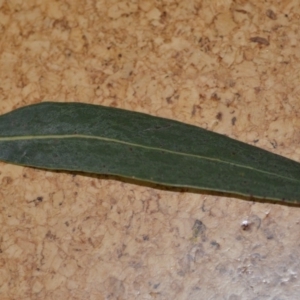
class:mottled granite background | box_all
[0,0,300,299]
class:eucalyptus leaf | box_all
[0,102,299,204]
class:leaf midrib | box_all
[0,134,297,183]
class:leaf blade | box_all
[0,102,299,203]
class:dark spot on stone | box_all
[45,230,56,240]
[210,240,220,249]
[37,196,43,202]
[266,9,277,20]
[192,104,201,116]
[160,11,167,22]
[241,221,251,231]
[216,112,222,121]
[153,283,160,289]
[270,140,277,148]
[231,116,237,125]
[166,97,172,103]
[250,36,270,46]
[264,228,274,239]
[254,87,261,94]
[235,9,248,14]
[211,93,221,101]
[192,219,206,237]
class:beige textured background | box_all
[1,1,300,299]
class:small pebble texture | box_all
[0,1,300,299]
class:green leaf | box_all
[0,102,299,204]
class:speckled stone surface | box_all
[1,1,300,299]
